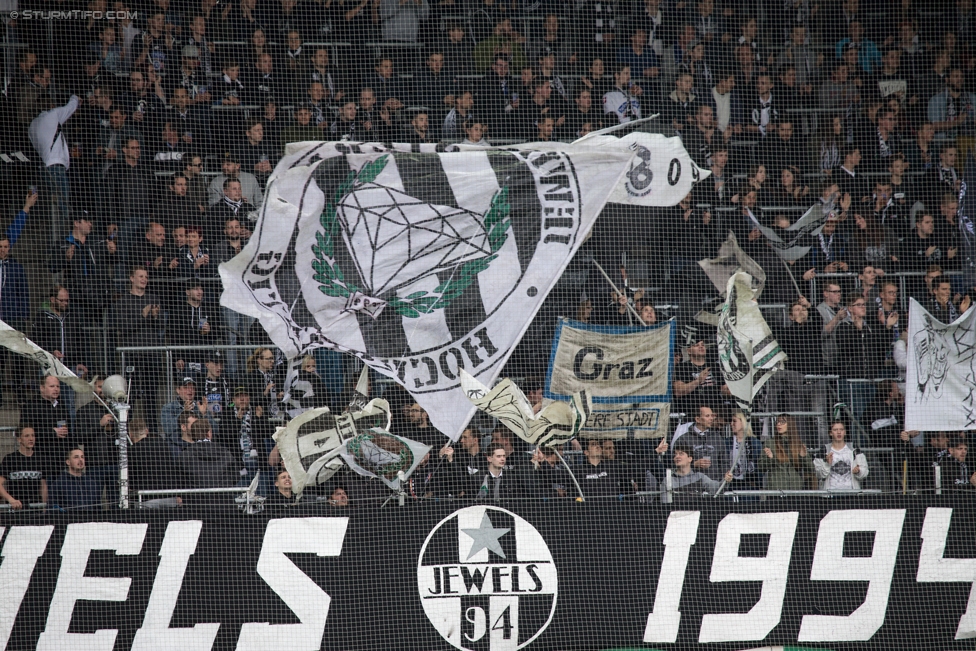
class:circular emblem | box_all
[417,505,557,650]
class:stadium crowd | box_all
[2,0,976,509]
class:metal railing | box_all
[137,487,248,504]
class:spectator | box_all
[603,64,642,124]
[201,351,232,424]
[170,278,218,373]
[760,415,816,489]
[709,70,742,142]
[649,439,731,499]
[836,145,869,204]
[778,300,824,376]
[927,69,976,147]
[665,72,697,133]
[475,444,521,501]
[902,213,952,272]
[329,101,361,140]
[760,122,805,174]
[28,94,80,243]
[726,411,760,489]
[75,374,120,500]
[461,119,490,146]
[578,438,617,496]
[835,21,881,74]
[308,48,345,102]
[244,53,280,106]
[943,436,976,490]
[734,73,778,137]
[819,63,858,111]
[103,137,153,255]
[98,106,143,176]
[304,82,331,127]
[179,418,241,492]
[217,385,270,486]
[413,51,456,112]
[528,444,572,498]
[442,90,475,140]
[814,421,869,490]
[670,405,730,482]
[16,66,52,127]
[0,200,32,397]
[183,155,210,214]
[402,111,432,144]
[176,226,212,278]
[246,347,283,419]
[164,87,208,152]
[924,144,961,206]
[474,19,527,74]
[285,355,332,413]
[110,266,164,428]
[454,426,486,497]
[864,380,906,446]
[150,121,189,173]
[166,45,213,106]
[32,284,89,381]
[137,11,176,73]
[836,292,890,418]
[369,58,403,112]
[236,119,277,186]
[266,468,298,505]
[128,417,181,507]
[0,426,47,510]
[156,174,196,234]
[49,447,101,510]
[121,69,167,127]
[208,152,264,207]
[928,278,963,323]
[161,378,216,455]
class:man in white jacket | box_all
[814,421,869,490]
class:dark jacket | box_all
[0,256,30,324]
[130,436,181,493]
[31,309,88,371]
[49,472,101,510]
[178,440,241,490]
[50,235,114,315]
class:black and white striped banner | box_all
[220,142,636,440]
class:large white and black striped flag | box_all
[220,141,637,441]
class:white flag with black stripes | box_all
[220,141,638,441]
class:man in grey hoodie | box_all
[646,439,732,499]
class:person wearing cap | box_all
[161,376,217,454]
[165,44,212,105]
[169,278,219,374]
[207,152,263,207]
[218,384,272,487]
[50,210,115,323]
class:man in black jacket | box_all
[110,266,163,430]
[75,374,120,502]
[777,301,823,377]
[32,284,89,382]
[50,210,116,323]
[20,374,73,477]
[475,444,523,501]
[168,279,220,376]
[128,417,181,507]
[179,419,241,498]
[942,437,976,490]
[103,138,154,261]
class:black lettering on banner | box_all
[460,328,499,367]
[601,363,620,380]
[438,348,465,381]
[619,361,635,379]
[461,566,489,593]
[573,347,604,380]
[667,159,681,186]
[409,357,439,388]
[636,357,654,378]
[429,567,442,594]
[492,566,510,592]
[493,605,513,640]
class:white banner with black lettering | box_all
[905,298,976,431]
[511,131,710,206]
[220,141,637,442]
[544,318,674,438]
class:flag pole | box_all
[779,257,804,299]
[592,260,647,325]
[553,447,586,502]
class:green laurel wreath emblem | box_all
[311,154,512,319]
